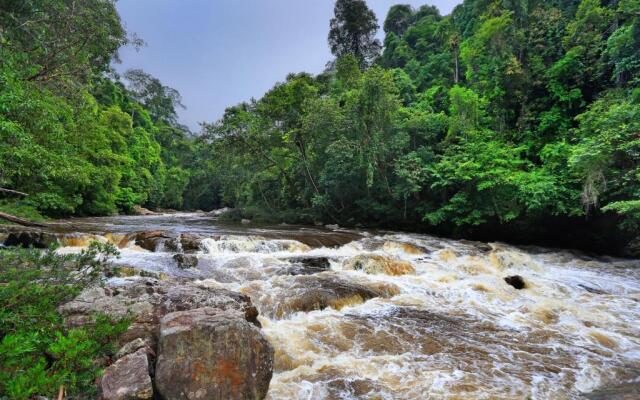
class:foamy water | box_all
[51,215,640,399]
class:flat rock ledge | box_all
[61,278,273,400]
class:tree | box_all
[328,0,381,68]
[123,69,185,124]
[0,0,133,85]
[384,4,414,36]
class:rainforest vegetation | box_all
[1,0,640,253]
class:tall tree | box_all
[328,0,381,68]
[384,4,414,36]
[0,0,133,84]
[123,69,185,124]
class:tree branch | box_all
[0,187,29,197]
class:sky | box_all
[115,1,461,131]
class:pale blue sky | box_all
[115,1,461,130]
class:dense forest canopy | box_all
[1,0,639,254]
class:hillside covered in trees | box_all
[0,0,202,217]
[2,0,640,254]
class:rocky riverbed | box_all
[2,212,640,399]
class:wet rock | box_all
[582,382,640,400]
[245,272,400,318]
[504,275,527,290]
[131,205,157,216]
[101,348,153,400]
[241,218,251,224]
[458,239,493,253]
[131,230,173,252]
[382,241,427,255]
[284,257,331,275]
[325,224,339,230]
[173,253,198,269]
[179,233,202,252]
[59,278,260,345]
[155,307,274,400]
[3,230,58,248]
[343,254,415,276]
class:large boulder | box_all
[243,272,400,318]
[101,348,153,400]
[59,278,260,345]
[343,254,415,276]
[155,307,274,400]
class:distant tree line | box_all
[1,0,639,253]
[197,0,640,253]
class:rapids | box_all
[51,213,640,399]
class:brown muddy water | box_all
[49,212,640,399]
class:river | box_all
[49,212,640,399]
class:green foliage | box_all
[2,0,640,248]
[0,243,129,399]
[328,0,382,68]
[199,0,639,243]
[0,0,204,215]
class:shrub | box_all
[0,242,129,399]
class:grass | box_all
[0,200,48,225]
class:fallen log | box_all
[0,211,48,228]
[0,187,29,197]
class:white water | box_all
[53,217,640,399]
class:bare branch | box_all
[0,187,29,197]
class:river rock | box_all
[343,254,416,276]
[179,233,202,252]
[173,253,198,269]
[382,241,427,255]
[130,230,173,252]
[582,382,640,399]
[241,218,251,224]
[155,307,274,400]
[59,278,260,345]
[245,272,400,318]
[504,275,526,290]
[3,230,58,248]
[101,348,153,400]
[131,205,157,216]
[284,256,331,275]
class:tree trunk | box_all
[0,211,48,228]
[0,188,29,197]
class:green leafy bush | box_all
[0,243,129,399]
